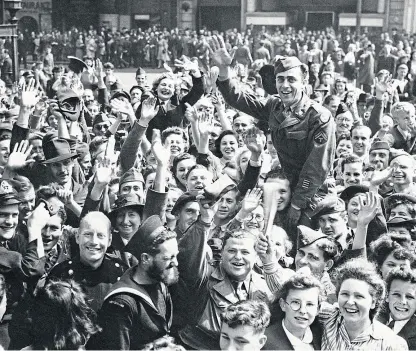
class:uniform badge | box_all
[314,131,328,145]
[0,181,13,195]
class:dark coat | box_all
[87,268,173,350]
[264,318,322,350]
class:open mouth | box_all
[86,247,101,253]
[194,184,204,190]
[232,262,245,267]
[344,307,359,314]
[294,316,308,322]
[170,146,180,152]
[394,306,409,312]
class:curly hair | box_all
[386,267,416,292]
[221,300,270,333]
[145,229,177,257]
[35,184,67,224]
[31,279,101,350]
[340,154,363,173]
[369,235,415,270]
[271,273,323,322]
[331,258,385,320]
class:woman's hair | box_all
[152,72,176,91]
[332,258,386,320]
[214,130,238,158]
[172,153,196,182]
[369,235,415,269]
[270,273,323,323]
[336,133,351,144]
[31,279,101,350]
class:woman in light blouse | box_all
[320,258,408,350]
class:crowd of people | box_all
[0,22,413,350]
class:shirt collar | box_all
[282,319,313,345]
[336,314,382,341]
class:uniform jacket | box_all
[87,267,173,350]
[217,80,336,209]
[175,218,271,350]
[46,254,127,312]
[264,318,322,350]
[136,74,204,140]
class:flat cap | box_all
[274,56,303,75]
[120,167,144,186]
[56,88,79,102]
[171,192,197,216]
[385,193,416,212]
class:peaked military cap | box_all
[0,180,21,206]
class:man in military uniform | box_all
[210,35,336,231]
[46,211,126,312]
[88,215,178,350]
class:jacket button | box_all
[68,269,74,276]
[115,263,120,268]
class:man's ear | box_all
[141,253,151,264]
[324,259,334,272]
[279,298,286,312]
[259,334,267,348]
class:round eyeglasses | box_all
[285,300,317,312]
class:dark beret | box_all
[171,192,197,216]
[340,185,369,203]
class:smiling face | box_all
[352,128,371,157]
[175,158,196,186]
[176,201,200,233]
[388,280,416,321]
[233,115,253,136]
[157,77,175,101]
[338,279,375,326]
[266,178,291,212]
[275,67,305,107]
[0,204,18,240]
[186,167,212,193]
[119,181,144,203]
[295,243,329,278]
[41,214,63,252]
[0,139,10,167]
[115,207,141,239]
[335,112,354,135]
[222,236,257,281]
[336,139,353,158]
[390,204,413,220]
[279,287,320,334]
[391,155,415,187]
[342,162,364,187]
[244,205,265,234]
[347,194,365,226]
[76,219,111,268]
[220,134,238,161]
[381,252,411,280]
[164,133,185,157]
[395,110,415,132]
[48,158,75,186]
[216,189,238,220]
[18,188,36,223]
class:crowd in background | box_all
[0,22,412,350]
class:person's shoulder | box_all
[48,258,76,278]
[103,254,128,274]
[308,99,332,124]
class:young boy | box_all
[219,300,270,351]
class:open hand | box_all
[184,102,198,123]
[19,78,40,108]
[151,129,170,165]
[245,127,263,156]
[6,141,35,171]
[141,96,160,121]
[357,192,379,226]
[208,35,234,69]
[241,188,263,214]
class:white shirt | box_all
[389,317,410,334]
[282,320,315,351]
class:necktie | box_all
[388,319,395,330]
[233,281,247,301]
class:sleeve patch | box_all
[314,131,328,145]
[302,179,311,189]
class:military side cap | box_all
[124,215,167,259]
[340,185,369,203]
[120,167,145,186]
[370,139,390,152]
[311,196,345,219]
[389,149,411,164]
[67,56,88,74]
[92,112,110,127]
[0,180,21,206]
[274,56,303,75]
[335,102,349,116]
[385,193,416,212]
[136,67,146,76]
[171,192,197,216]
[108,192,144,223]
[297,225,327,249]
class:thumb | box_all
[185,102,191,110]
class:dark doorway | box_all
[199,6,240,32]
[306,12,334,30]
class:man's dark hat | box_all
[108,193,144,223]
[311,196,345,219]
[0,180,21,206]
[22,70,34,78]
[274,56,303,75]
[385,193,416,212]
[92,112,110,128]
[42,138,78,164]
[111,90,131,102]
[136,67,146,76]
[171,192,197,216]
[67,56,88,74]
[124,215,167,259]
[387,216,416,227]
[56,88,79,103]
[340,185,369,203]
[370,139,390,153]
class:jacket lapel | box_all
[211,268,239,305]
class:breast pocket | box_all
[285,130,308,161]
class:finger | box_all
[24,144,33,156]
[217,35,226,49]
[211,36,220,51]
[13,142,18,153]
[185,102,191,110]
